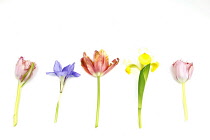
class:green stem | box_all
[138,108,142,128]
[13,81,22,127]
[54,93,62,123]
[138,71,143,129]
[182,82,188,121]
[60,77,65,93]
[54,77,65,123]
[95,76,100,128]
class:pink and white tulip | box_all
[13,57,36,126]
[172,60,193,83]
[15,57,36,83]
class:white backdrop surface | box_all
[1,0,210,140]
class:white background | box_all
[0,0,210,140]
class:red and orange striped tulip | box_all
[81,50,119,77]
[81,49,119,128]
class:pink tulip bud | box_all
[15,57,36,83]
[172,60,193,83]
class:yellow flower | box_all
[125,50,159,128]
[125,52,159,74]
[138,53,152,65]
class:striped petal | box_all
[103,58,119,76]
[81,57,92,76]
[99,49,109,72]
[81,52,96,76]
[94,50,109,74]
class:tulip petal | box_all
[93,50,102,73]
[100,50,109,72]
[81,57,92,76]
[93,50,100,62]
[103,58,119,76]
[15,57,25,80]
[178,62,188,83]
[15,57,33,81]
[21,62,36,86]
[93,50,109,74]
[82,52,96,76]
[187,63,193,80]
[94,54,103,73]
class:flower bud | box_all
[172,60,193,83]
[15,57,36,83]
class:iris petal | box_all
[125,66,131,74]
[151,62,159,72]
[138,53,152,65]
[46,72,56,75]
[72,71,81,77]
[125,64,140,74]
[62,65,71,72]
[67,63,75,74]
[55,71,67,77]
[54,61,62,72]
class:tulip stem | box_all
[13,81,22,127]
[182,82,188,121]
[95,76,100,128]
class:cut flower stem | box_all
[95,76,100,128]
[54,93,62,123]
[182,82,188,121]
[54,78,65,123]
[13,81,22,127]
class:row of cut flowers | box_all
[14,49,193,128]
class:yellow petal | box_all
[125,64,140,74]
[125,66,131,74]
[138,53,152,65]
[151,62,159,72]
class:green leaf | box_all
[138,64,150,128]
[138,64,150,109]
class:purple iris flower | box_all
[46,60,80,79]
[46,60,80,123]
